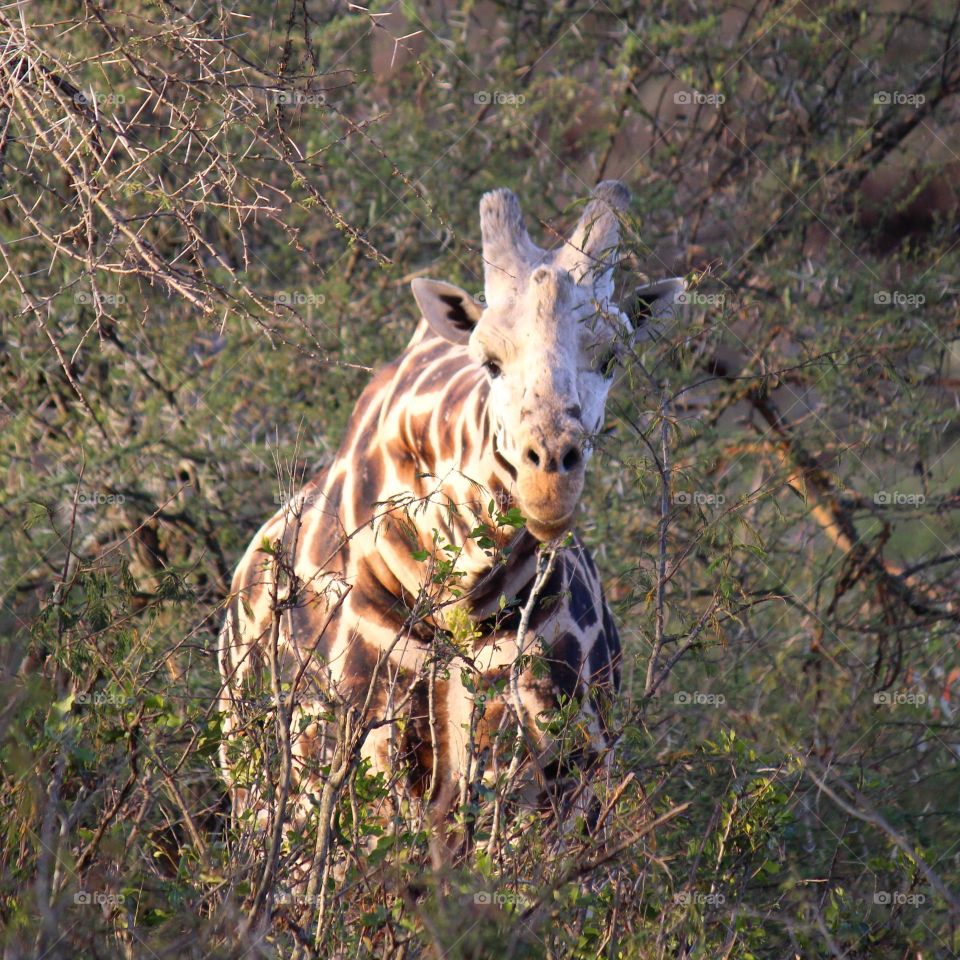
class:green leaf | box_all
[258,536,275,555]
[496,507,526,528]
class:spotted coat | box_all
[218,322,621,820]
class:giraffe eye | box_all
[484,358,502,379]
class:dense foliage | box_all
[2,1,959,957]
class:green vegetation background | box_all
[2,1,959,956]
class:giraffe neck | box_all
[364,322,542,619]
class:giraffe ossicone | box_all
[218,181,684,853]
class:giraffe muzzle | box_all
[515,431,586,540]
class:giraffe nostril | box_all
[561,446,581,472]
[525,447,541,468]
[567,404,582,421]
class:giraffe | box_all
[217,180,683,860]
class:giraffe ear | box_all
[411,278,484,345]
[628,278,686,341]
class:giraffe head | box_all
[412,181,684,542]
